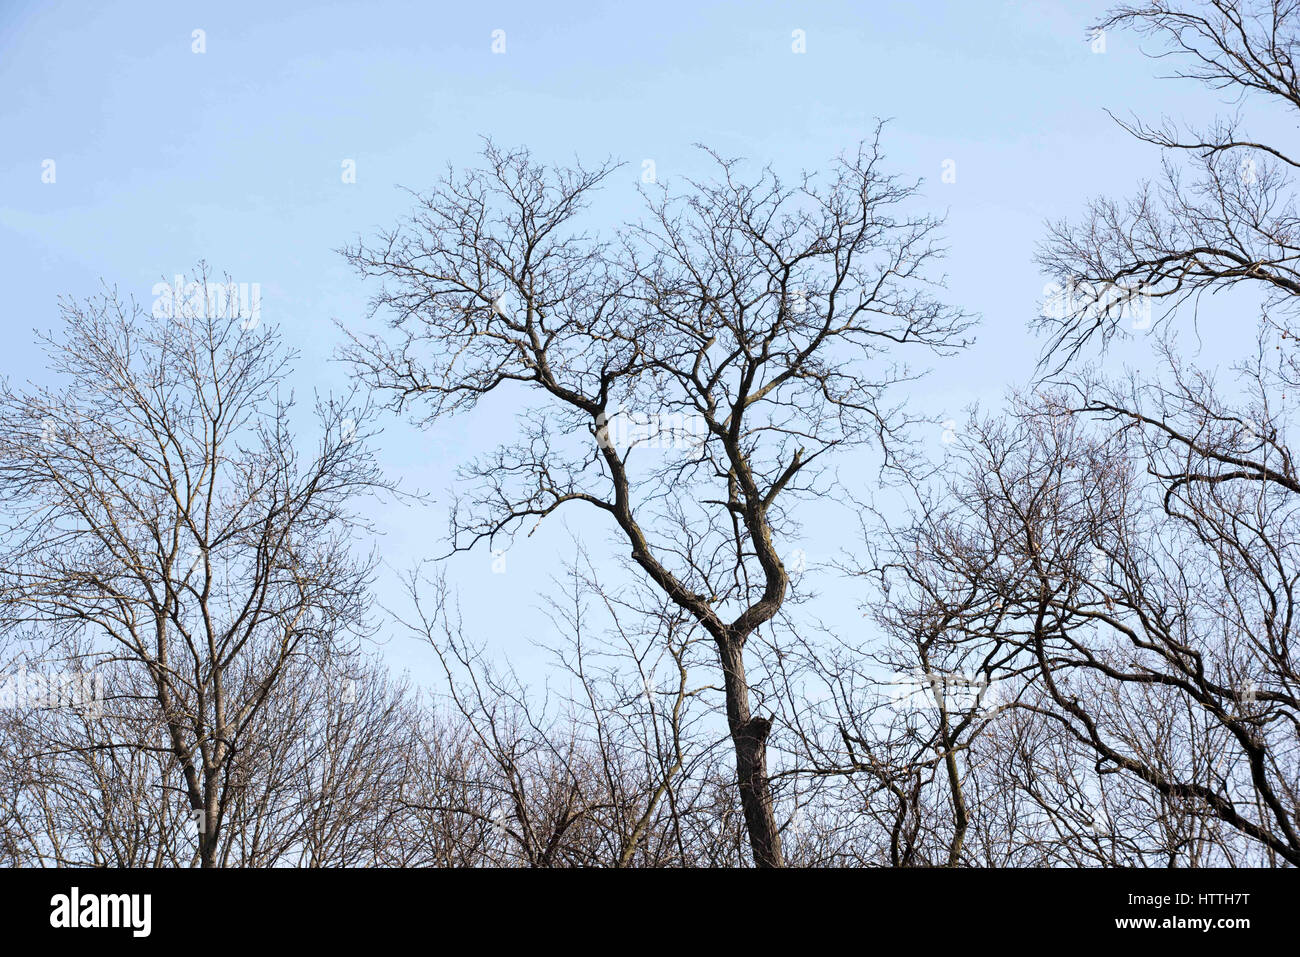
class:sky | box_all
[0,0,1279,686]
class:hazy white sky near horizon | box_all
[0,1,1279,685]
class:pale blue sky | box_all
[0,1,1274,682]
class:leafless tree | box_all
[0,271,389,866]
[876,369,1300,865]
[1038,0,1300,366]
[340,131,973,865]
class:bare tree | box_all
[878,372,1300,865]
[0,271,388,866]
[341,132,973,865]
[1037,0,1300,366]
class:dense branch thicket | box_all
[0,274,388,866]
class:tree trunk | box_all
[718,637,784,867]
